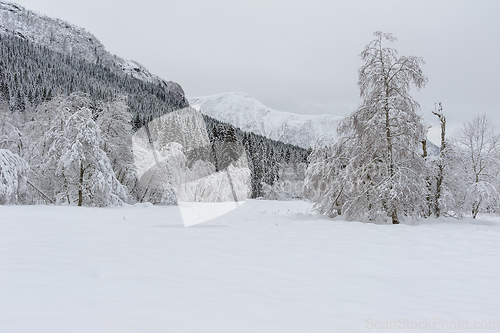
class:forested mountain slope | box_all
[0,0,186,101]
[0,3,309,202]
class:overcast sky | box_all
[11,0,500,143]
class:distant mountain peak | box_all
[190,92,344,149]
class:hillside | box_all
[0,2,309,202]
[0,0,186,104]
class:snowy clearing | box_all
[1,200,499,332]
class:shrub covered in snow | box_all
[0,149,28,204]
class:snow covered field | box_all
[1,200,499,332]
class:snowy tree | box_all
[56,106,124,206]
[421,103,448,217]
[23,93,90,201]
[27,93,128,206]
[304,136,350,217]
[96,95,137,199]
[0,149,28,204]
[421,103,466,218]
[431,104,447,217]
[0,104,30,157]
[455,114,500,218]
[213,125,243,202]
[307,32,428,223]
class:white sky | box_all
[10,0,500,143]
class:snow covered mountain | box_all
[0,1,186,105]
[190,92,442,153]
[190,92,344,149]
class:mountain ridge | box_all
[0,0,187,105]
[190,92,344,149]
[190,92,441,154]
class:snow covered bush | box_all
[0,149,28,204]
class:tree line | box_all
[305,32,500,222]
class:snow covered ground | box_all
[1,200,499,332]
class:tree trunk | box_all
[385,87,397,224]
[392,210,399,224]
[433,104,446,217]
[434,164,444,217]
[212,142,219,172]
[421,140,427,159]
[472,203,480,219]
[26,180,55,204]
[422,139,432,217]
[78,162,84,206]
[226,169,239,205]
